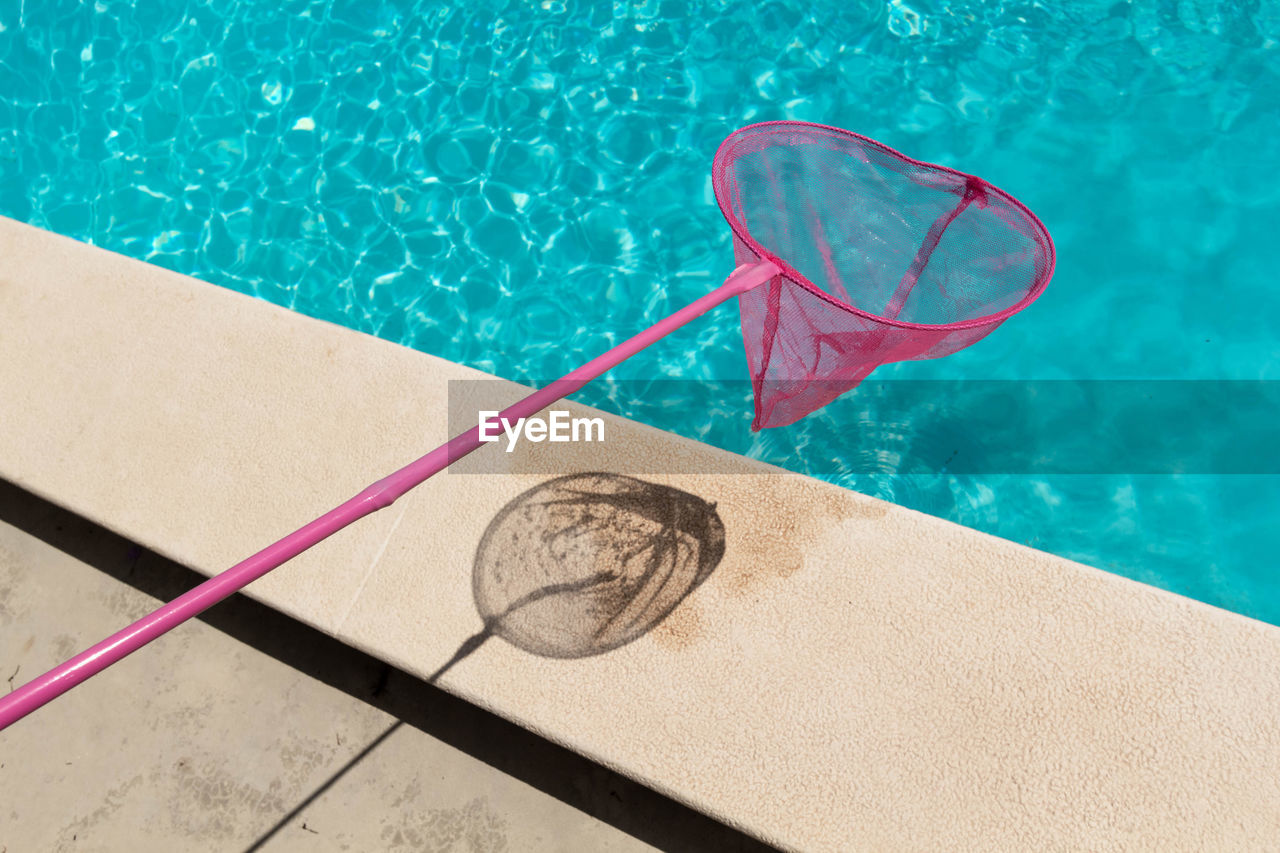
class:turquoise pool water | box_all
[3,2,1278,622]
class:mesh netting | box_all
[713,122,1055,430]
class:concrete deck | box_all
[0,500,657,851]
[3,215,1280,850]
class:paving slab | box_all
[0,515,654,852]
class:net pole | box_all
[0,261,779,732]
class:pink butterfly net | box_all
[713,122,1056,429]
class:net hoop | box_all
[712,120,1056,332]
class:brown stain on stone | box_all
[642,475,890,653]
[710,475,889,597]
[651,592,705,652]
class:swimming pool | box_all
[3,1,1278,623]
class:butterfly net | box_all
[713,122,1055,430]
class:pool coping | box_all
[4,215,1280,850]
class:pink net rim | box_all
[712,120,1057,332]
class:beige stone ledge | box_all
[3,215,1279,850]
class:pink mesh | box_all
[713,122,1056,430]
